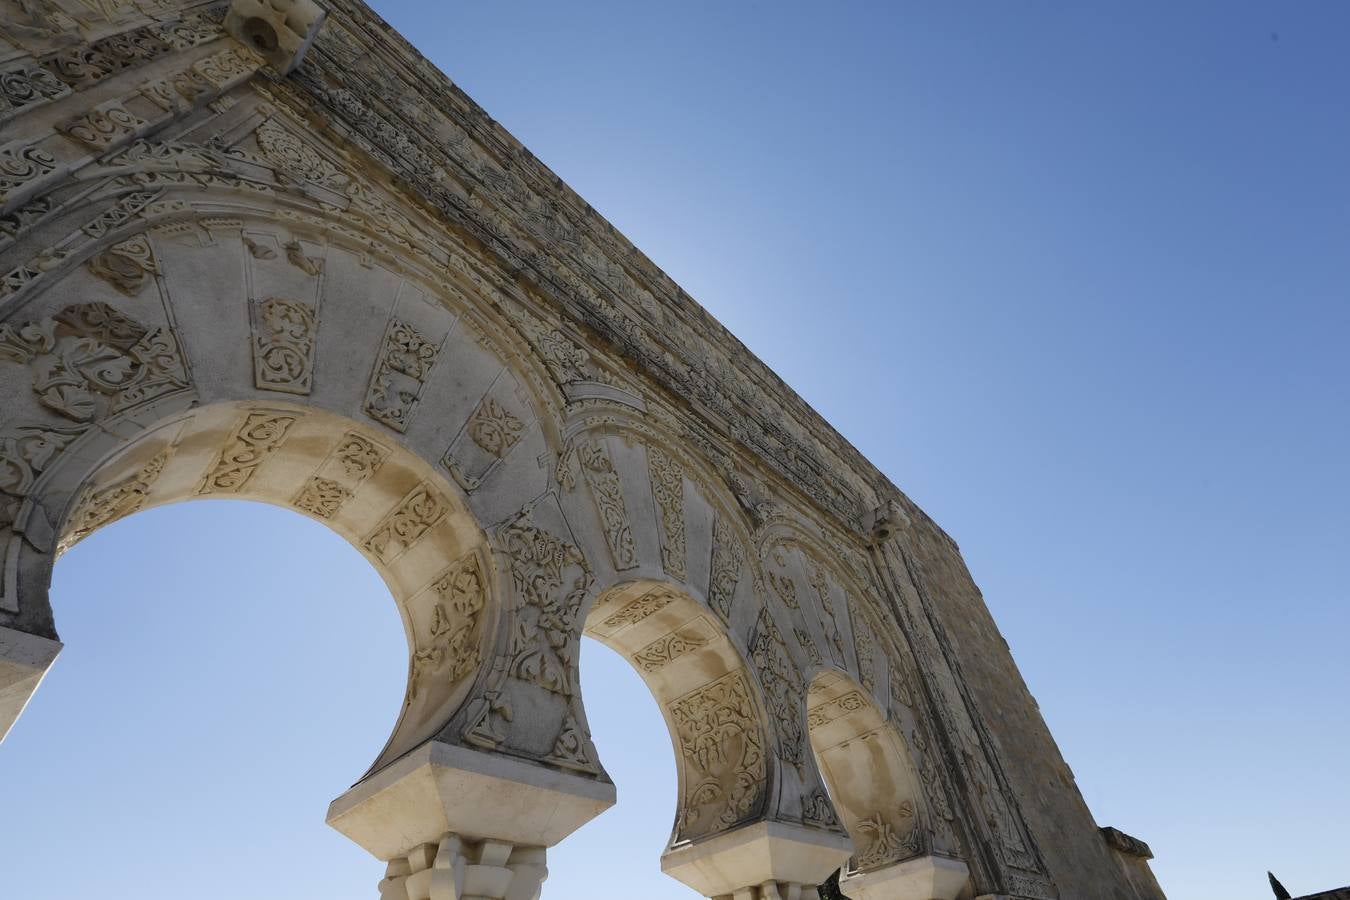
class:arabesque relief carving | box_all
[0,302,189,424]
[708,514,744,622]
[250,297,317,395]
[198,412,298,495]
[577,440,637,571]
[855,806,920,871]
[670,670,766,839]
[409,551,486,704]
[466,396,524,458]
[646,444,687,580]
[632,617,716,674]
[365,317,438,433]
[86,234,157,296]
[750,608,806,772]
[601,589,671,630]
[59,445,173,553]
[362,482,447,565]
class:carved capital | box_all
[0,624,62,743]
[840,854,971,900]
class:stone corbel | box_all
[224,0,327,75]
[327,740,614,900]
[0,624,62,743]
[660,820,853,900]
[861,499,910,546]
[839,855,971,900]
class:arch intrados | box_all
[582,580,773,847]
[48,399,500,777]
[806,667,929,875]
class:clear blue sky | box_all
[3,3,1348,898]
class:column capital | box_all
[327,740,615,861]
[661,820,853,899]
[0,624,62,744]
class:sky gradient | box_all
[3,3,1348,898]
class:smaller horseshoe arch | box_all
[807,668,971,900]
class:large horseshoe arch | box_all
[0,3,1167,900]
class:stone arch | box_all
[807,667,970,900]
[0,179,573,774]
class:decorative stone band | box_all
[1100,826,1154,861]
[660,820,853,900]
[326,740,615,863]
[0,625,62,743]
[838,854,970,900]
[378,834,547,900]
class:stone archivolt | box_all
[0,5,1164,899]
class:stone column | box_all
[327,740,615,900]
[660,821,854,900]
[839,855,970,900]
[0,625,61,743]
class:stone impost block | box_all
[326,740,615,862]
[840,855,971,900]
[0,625,62,744]
[660,820,853,899]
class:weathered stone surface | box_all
[0,3,1165,899]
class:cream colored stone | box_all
[0,3,1166,898]
[840,855,970,900]
[660,820,853,898]
[0,625,61,742]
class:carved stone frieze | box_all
[466,396,524,458]
[600,590,671,630]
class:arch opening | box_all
[581,580,772,853]
[807,668,971,900]
[47,399,498,776]
[4,498,406,899]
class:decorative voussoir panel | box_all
[364,316,440,434]
[669,670,768,840]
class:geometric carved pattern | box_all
[250,297,316,395]
[197,412,298,495]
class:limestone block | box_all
[326,740,615,861]
[0,625,61,743]
[661,820,853,899]
[224,0,327,75]
[840,855,970,900]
